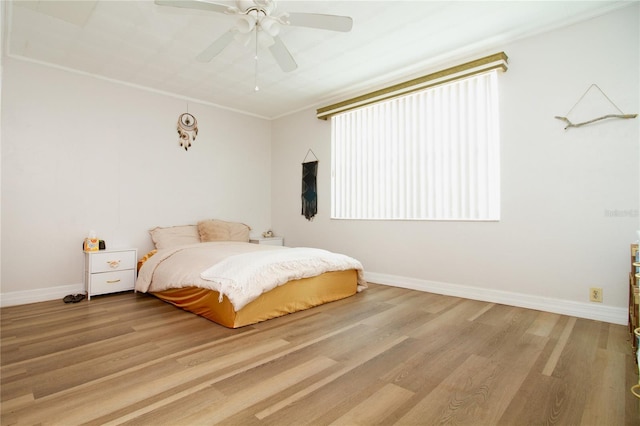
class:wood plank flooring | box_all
[1,283,639,425]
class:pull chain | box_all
[254,25,260,92]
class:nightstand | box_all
[84,248,137,300]
[249,236,284,246]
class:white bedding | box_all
[136,242,366,311]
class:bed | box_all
[135,220,366,328]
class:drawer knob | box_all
[106,279,121,284]
[106,260,121,269]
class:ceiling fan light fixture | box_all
[260,16,280,37]
[236,14,257,33]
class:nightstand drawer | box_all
[87,269,135,296]
[88,250,136,273]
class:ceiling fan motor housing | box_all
[237,0,275,15]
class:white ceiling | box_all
[3,0,630,119]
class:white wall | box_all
[0,1,5,302]
[1,4,637,322]
[271,4,639,324]
[1,58,272,304]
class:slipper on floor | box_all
[63,294,86,303]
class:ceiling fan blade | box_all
[269,36,297,72]
[285,12,353,32]
[196,30,235,62]
[154,0,235,14]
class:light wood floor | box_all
[1,283,639,425]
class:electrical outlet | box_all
[590,287,603,303]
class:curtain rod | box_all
[316,52,508,120]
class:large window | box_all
[331,70,501,221]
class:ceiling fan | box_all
[155,0,353,73]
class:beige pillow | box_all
[198,219,250,242]
[149,225,200,249]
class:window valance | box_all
[316,52,508,120]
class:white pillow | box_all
[149,225,200,249]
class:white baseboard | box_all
[1,275,629,325]
[0,283,85,307]
[364,272,628,326]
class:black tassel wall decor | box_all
[301,160,318,221]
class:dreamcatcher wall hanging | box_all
[301,149,318,221]
[177,112,198,150]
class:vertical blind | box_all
[331,70,500,221]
